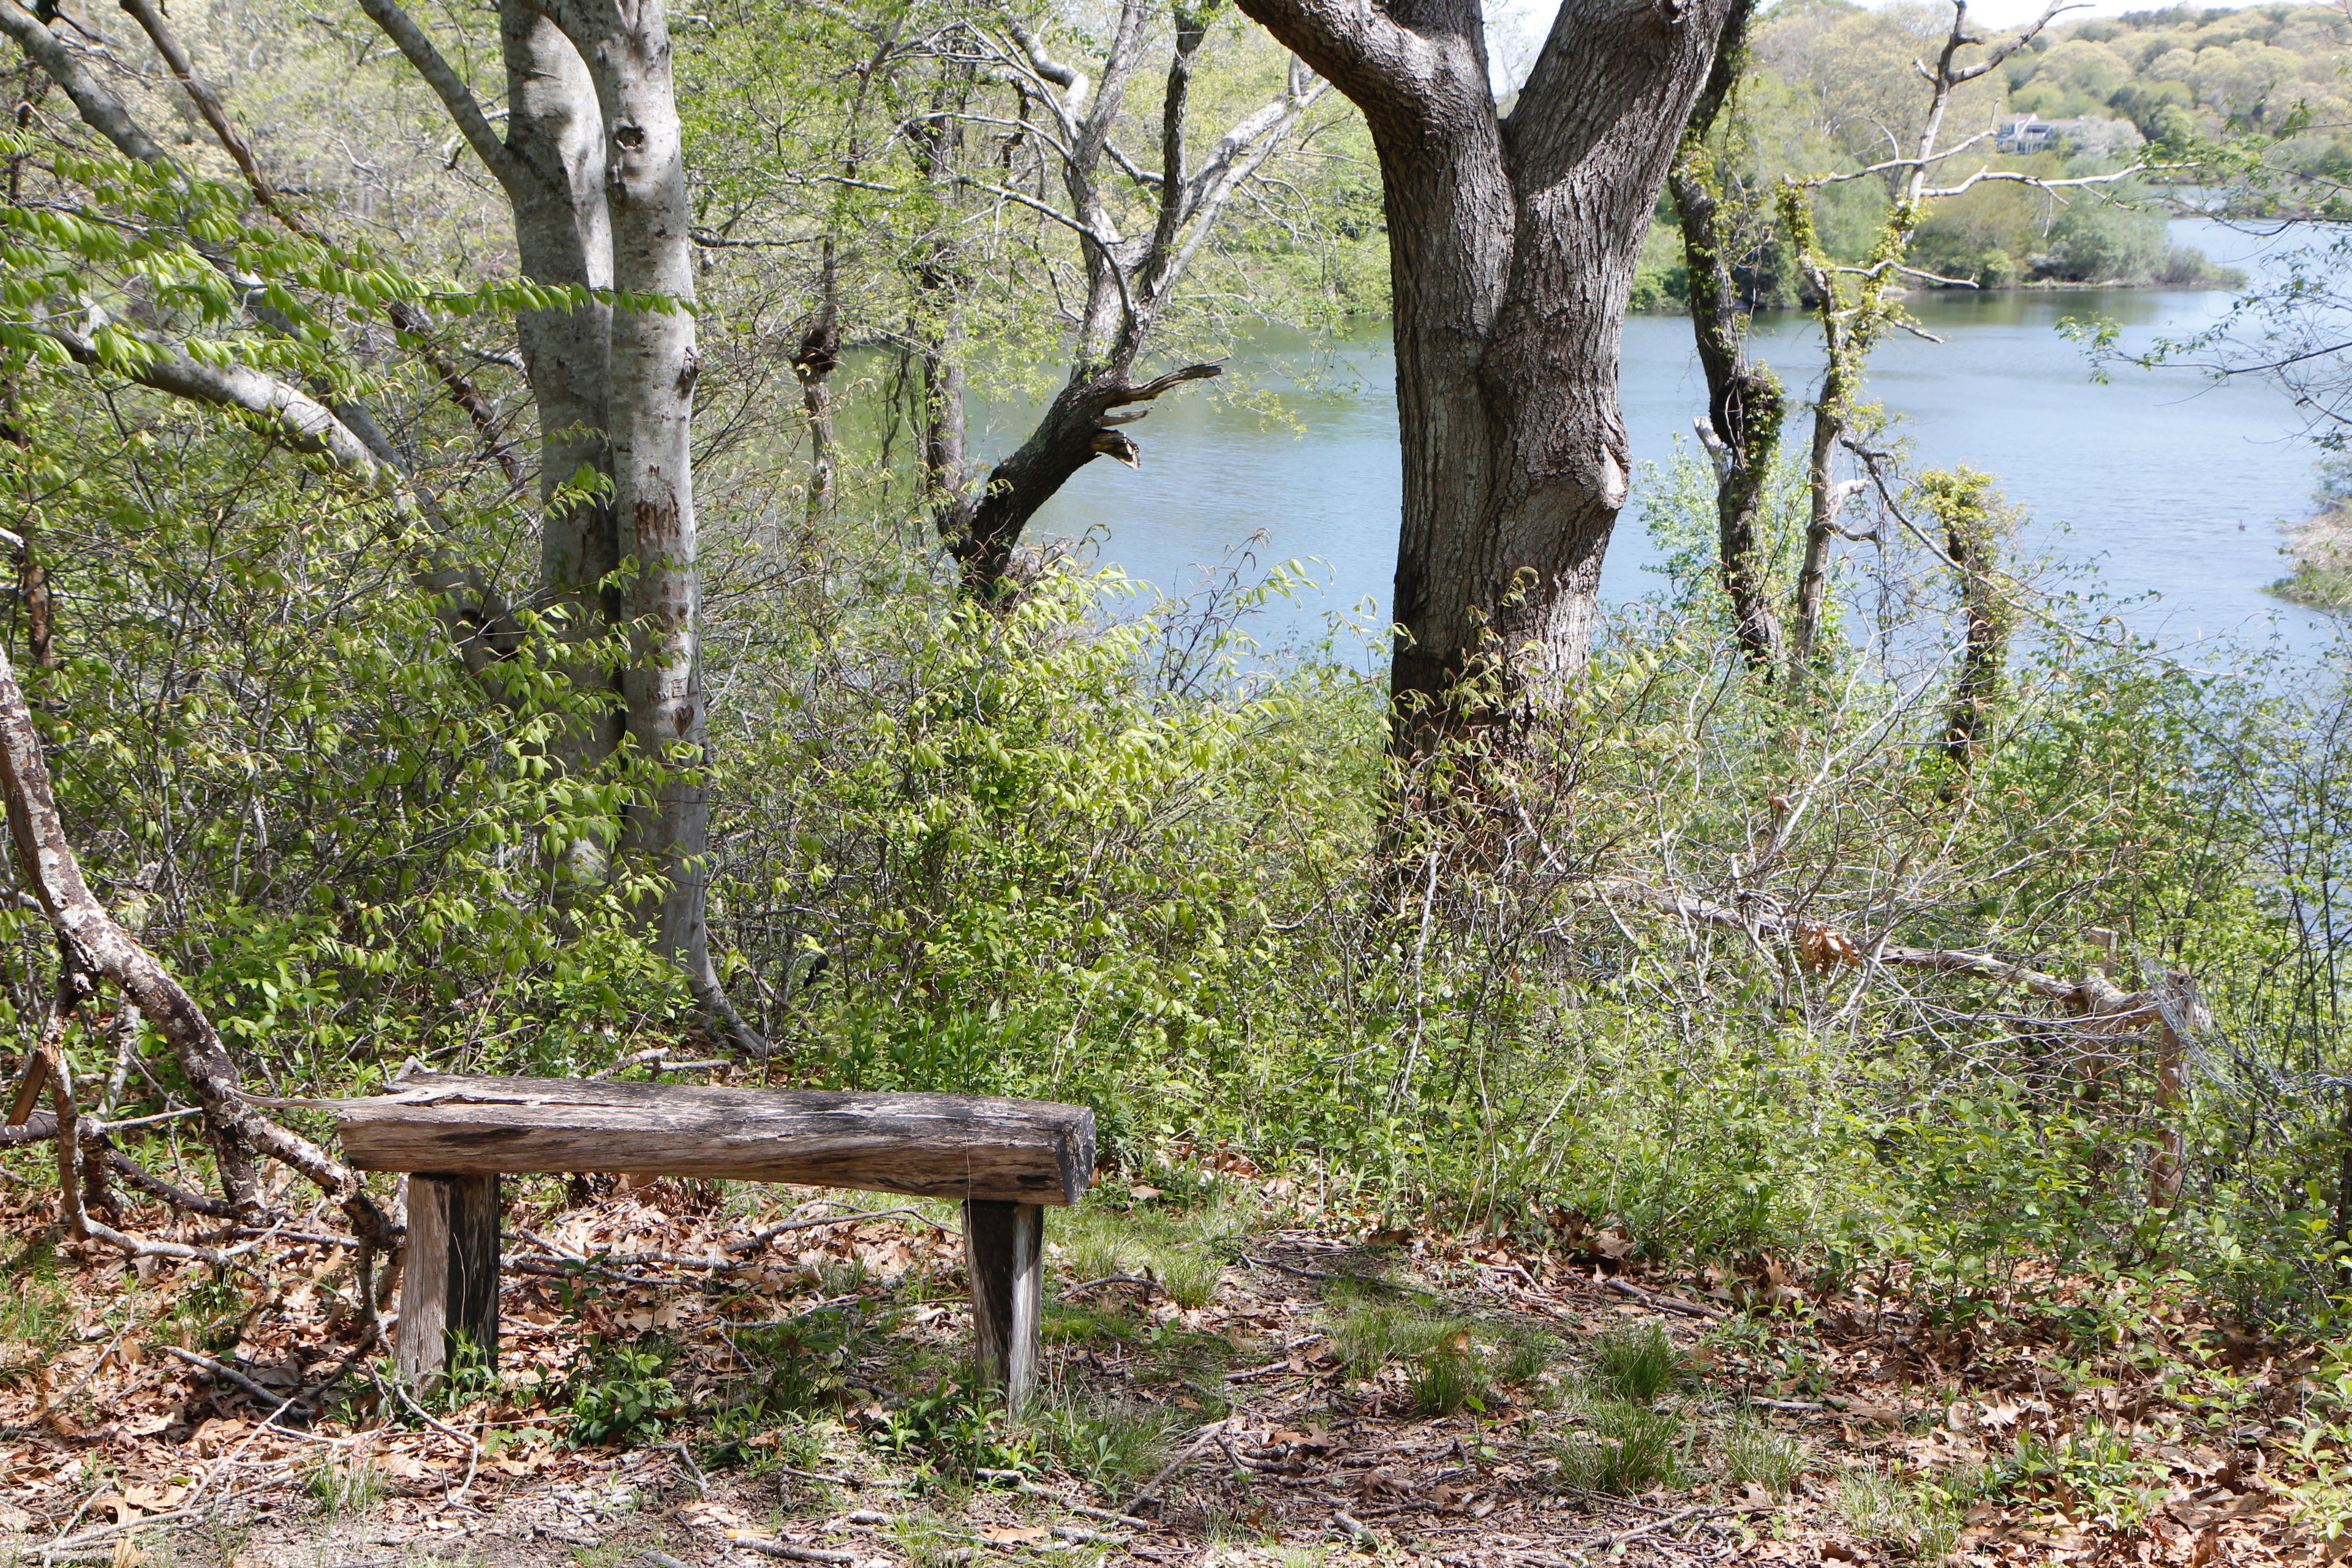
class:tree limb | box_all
[352,0,521,189]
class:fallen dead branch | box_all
[0,636,399,1297]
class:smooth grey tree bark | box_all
[350,0,743,1037]
[358,0,626,850]
[1232,0,1738,751]
[545,0,707,966]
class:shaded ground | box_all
[0,1158,2327,1567]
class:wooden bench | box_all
[333,1072,1095,1404]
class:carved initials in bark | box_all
[1233,0,1740,750]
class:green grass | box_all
[1835,1466,1966,1563]
[1722,1415,1806,1497]
[1553,1398,1689,1494]
[1053,1190,1259,1310]
[306,1453,386,1515]
[1407,1349,1490,1416]
[1588,1319,1687,1404]
[1329,1300,1474,1377]
[0,1243,70,1385]
[1031,1392,1188,1488]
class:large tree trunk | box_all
[497,0,625,858]
[1235,0,1736,753]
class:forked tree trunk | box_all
[1235,0,1738,753]
[928,7,1318,594]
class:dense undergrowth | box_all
[11,402,2352,1351]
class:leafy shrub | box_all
[869,1382,1035,1479]
[567,1344,684,1446]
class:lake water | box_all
[978,219,2340,665]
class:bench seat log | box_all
[337,1072,1093,1406]
[337,1072,1093,1205]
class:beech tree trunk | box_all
[499,0,624,801]
[1234,0,1736,751]
[540,0,716,992]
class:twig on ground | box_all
[1608,1504,1724,1547]
[1334,1510,1379,1550]
[976,1469,1158,1530]
[1119,1420,1226,1517]
[729,1539,854,1565]
[729,1205,954,1253]
[1059,1273,1169,1300]
[1050,1525,1129,1547]
[160,1345,300,1419]
[660,1441,710,1498]
[1603,1275,1728,1320]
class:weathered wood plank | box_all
[964,1199,1042,1406]
[396,1173,499,1387]
[336,1073,1095,1207]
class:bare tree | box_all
[1777,0,2136,679]
[1234,0,1740,752]
[930,4,1328,593]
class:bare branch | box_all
[0,0,171,165]
[352,0,519,188]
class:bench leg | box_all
[963,1199,1042,1408]
[396,1173,500,1389]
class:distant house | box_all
[1993,113,2146,159]
[1996,114,2058,154]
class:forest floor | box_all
[0,1157,2332,1568]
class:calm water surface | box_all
[978,219,2338,663]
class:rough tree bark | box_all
[1667,0,1782,671]
[1234,0,1740,752]
[933,6,1324,592]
